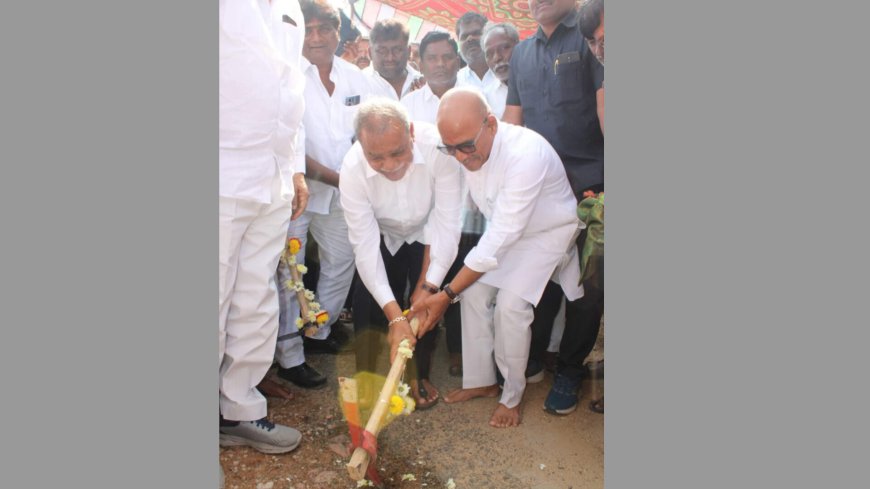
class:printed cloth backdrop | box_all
[348,0,537,42]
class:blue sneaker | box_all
[544,374,581,415]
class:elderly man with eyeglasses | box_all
[339,98,462,410]
[409,88,584,428]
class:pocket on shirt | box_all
[552,52,584,105]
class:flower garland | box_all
[281,237,329,337]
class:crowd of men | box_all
[218,0,605,477]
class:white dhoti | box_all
[460,282,534,409]
[274,192,355,367]
[219,172,292,421]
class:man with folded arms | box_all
[412,88,584,428]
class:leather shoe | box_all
[277,363,327,389]
[303,331,346,354]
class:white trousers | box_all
[547,297,566,352]
[274,192,355,367]
[460,282,534,409]
[219,173,292,421]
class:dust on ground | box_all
[220,322,603,489]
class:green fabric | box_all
[577,192,604,289]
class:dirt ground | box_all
[220,321,604,489]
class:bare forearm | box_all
[305,156,340,187]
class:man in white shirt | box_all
[219,0,308,454]
[273,0,376,384]
[400,31,461,123]
[365,19,421,100]
[339,98,462,410]
[412,88,584,428]
[454,12,497,90]
[481,22,520,119]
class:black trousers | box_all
[352,239,438,380]
[530,182,605,380]
[443,233,482,355]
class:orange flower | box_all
[316,311,329,325]
[287,237,302,255]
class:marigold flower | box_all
[316,311,329,325]
[389,395,405,415]
[287,238,302,255]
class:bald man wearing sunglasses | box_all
[410,88,584,428]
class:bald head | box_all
[436,88,496,172]
[436,87,490,135]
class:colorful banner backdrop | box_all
[349,0,537,42]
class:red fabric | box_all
[373,0,538,39]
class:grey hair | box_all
[481,22,520,51]
[353,97,412,140]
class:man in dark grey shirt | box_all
[504,0,604,198]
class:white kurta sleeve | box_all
[293,122,306,174]
[339,153,396,309]
[422,156,462,285]
[464,149,547,273]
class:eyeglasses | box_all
[437,121,487,156]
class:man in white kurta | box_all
[219,0,307,453]
[480,22,520,120]
[274,0,378,386]
[339,98,461,408]
[400,31,461,124]
[454,12,498,91]
[413,88,584,428]
[364,19,421,100]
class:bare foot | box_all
[489,403,522,428]
[443,384,500,403]
[410,379,440,409]
[256,377,294,400]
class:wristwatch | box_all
[442,284,461,304]
[420,282,439,294]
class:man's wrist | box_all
[420,282,439,294]
[442,284,460,304]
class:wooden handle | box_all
[346,317,419,480]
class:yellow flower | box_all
[316,311,329,324]
[287,238,302,255]
[296,264,308,274]
[401,474,416,481]
[307,311,317,322]
[304,290,315,300]
[294,317,304,330]
[288,255,297,265]
[389,395,405,415]
[284,280,295,290]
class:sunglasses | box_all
[437,120,487,156]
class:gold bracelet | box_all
[388,315,408,327]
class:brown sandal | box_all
[412,379,439,410]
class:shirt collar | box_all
[361,139,426,179]
[534,8,579,42]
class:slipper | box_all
[589,398,604,414]
[413,380,439,410]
